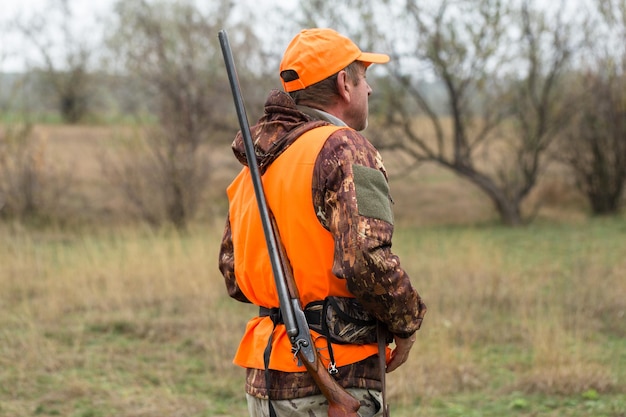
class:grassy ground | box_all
[388,220,626,416]
[1,217,624,417]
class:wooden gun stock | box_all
[301,352,361,416]
[218,29,360,417]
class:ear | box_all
[336,70,351,103]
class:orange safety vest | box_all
[227,125,379,372]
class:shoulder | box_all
[326,128,375,150]
[320,128,385,172]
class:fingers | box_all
[385,334,416,373]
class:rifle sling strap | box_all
[377,322,390,417]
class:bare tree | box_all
[556,0,626,215]
[370,0,576,226]
[103,0,252,229]
[14,0,97,123]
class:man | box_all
[218,28,426,417]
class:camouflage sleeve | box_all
[218,217,251,304]
[313,129,426,337]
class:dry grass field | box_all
[9,123,588,226]
[1,124,625,417]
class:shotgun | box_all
[218,29,361,417]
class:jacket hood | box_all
[232,89,328,173]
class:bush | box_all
[0,123,75,223]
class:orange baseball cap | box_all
[279,28,390,92]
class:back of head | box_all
[279,28,390,95]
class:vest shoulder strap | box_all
[284,124,347,155]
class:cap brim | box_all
[358,52,390,65]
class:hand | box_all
[386,334,416,373]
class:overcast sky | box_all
[0,0,295,72]
[0,0,609,73]
[1,0,107,70]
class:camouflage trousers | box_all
[246,389,384,417]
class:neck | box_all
[297,105,347,127]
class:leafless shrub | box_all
[0,126,74,222]
[557,72,626,215]
[101,127,210,229]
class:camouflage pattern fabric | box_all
[246,389,384,417]
[306,297,379,345]
[245,356,382,400]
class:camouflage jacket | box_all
[218,89,426,400]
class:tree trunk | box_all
[452,163,524,226]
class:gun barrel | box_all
[218,29,298,337]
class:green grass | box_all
[1,218,625,416]
[387,218,626,416]
[392,392,626,417]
